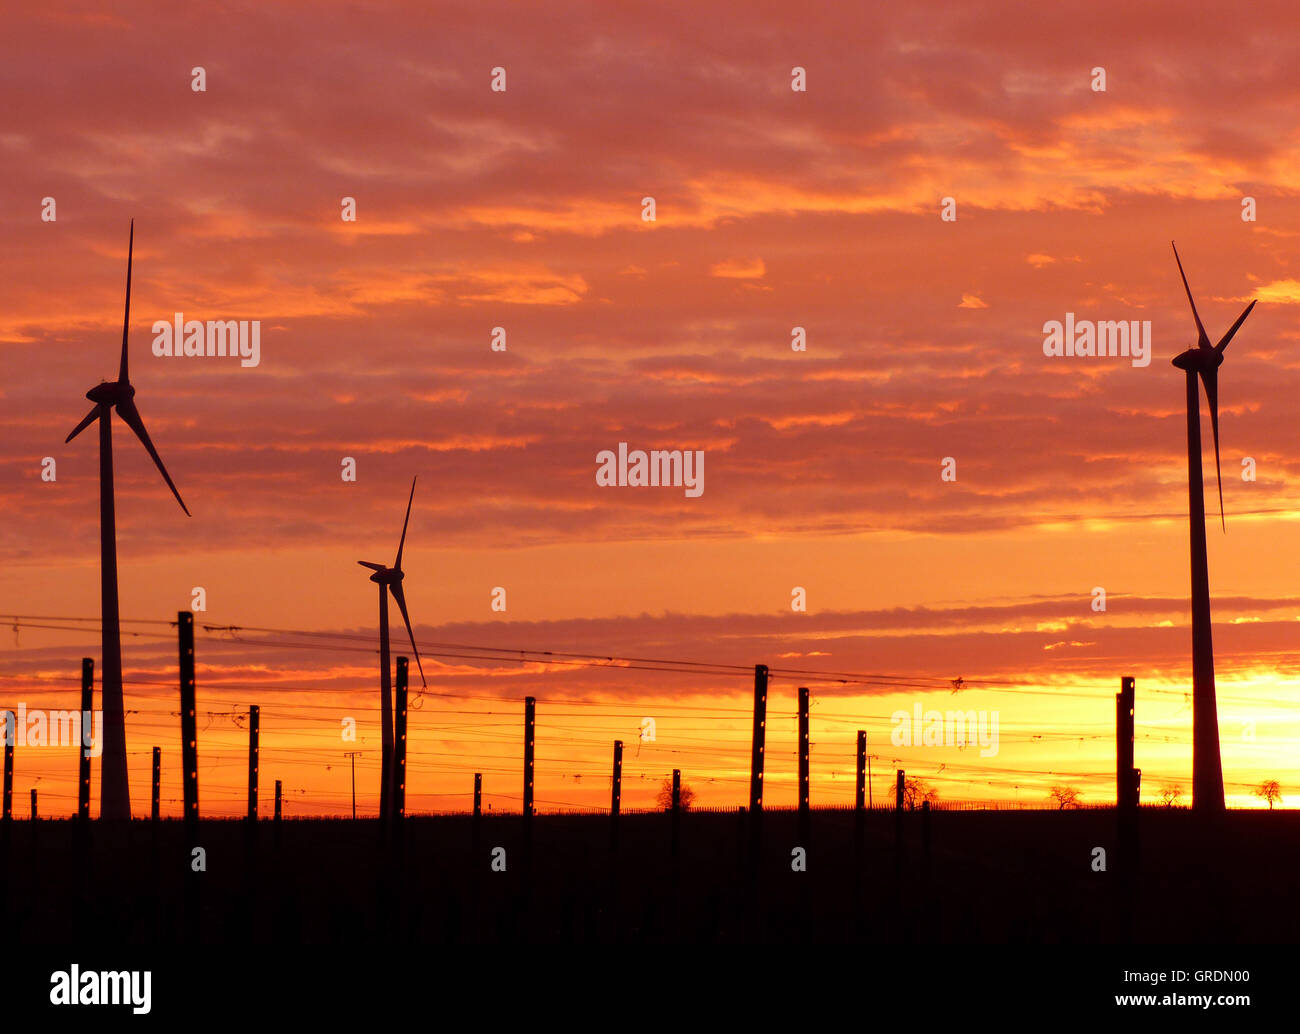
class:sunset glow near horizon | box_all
[2,2,1299,816]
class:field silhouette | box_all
[4,807,1295,943]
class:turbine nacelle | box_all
[86,380,134,404]
[1171,346,1223,373]
[358,560,404,586]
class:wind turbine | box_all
[1170,242,1256,813]
[358,476,427,820]
[66,221,190,820]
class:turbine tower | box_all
[66,221,190,819]
[358,476,427,820]
[1170,242,1256,813]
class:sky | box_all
[1,1,1298,816]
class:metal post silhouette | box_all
[394,657,408,821]
[151,747,161,822]
[749,664,768,812]
[343,751,360,819]
[1116,677,1135,810]
[797,687,810,815]
[473,773,483,817]
[30,789,36,821]
[523,696,535,820]
[671,768,682,859]
[1170,244,1255,812]
[611,740,623,817]
[893,768,906,877]
[855,731,867,811]
[1,713,11,822]
[247,704,259,822]
[274,780,282,821]
[79,658,93,820]
[378,585,391,822]
[178,612,199,831]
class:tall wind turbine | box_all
[66,221,190,820]
[358,477,427,820]
[1170,242,1256,813]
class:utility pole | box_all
[178,612,199,832]
[1116,676,1136,810]
[78,658,93,821]
[151,747,161,822]
[855,731,866,811]
[523,696,536,820]
[749,665,768,812]
[247,704,259,822]
[797,687,810,813]
[344,751,361,819]
[1,712,11,823]
[394,657,408,821]
[610,741,623,818]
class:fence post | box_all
[3,712,14,824]
[247,704,259,822]
[79,658,93,820]
[178,612,199,832]
[151,747,161,822]
[394,657,408,822]
[610,740,623,851]
[523,696,535,820]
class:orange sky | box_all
[1,1,1298,816]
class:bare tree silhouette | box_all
[1254,780,1282,810]
[657,776,695,811]
[1158,784,1185,808]
[903,777,938,811]
[1049,785,1082,809]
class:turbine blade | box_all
[358,561,385,571]
[1200,367,1225,531]
[115,397,190,515]
[1171,241,1211,350]
[66,405,99,443]
[1215,299,1256,354]
[120,220,133,384]
[389,581,427,686]
[395,475,416,570]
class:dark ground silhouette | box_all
[5,807,1295,944]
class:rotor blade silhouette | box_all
[115,397,190,515]
[395,476,416,570]
[1215,300,1256,354]
[1199,366,1225,531]
[120,220,133,384]
[66,405,99,444]
[357,561,385,571]
[1171,242,1211,350]
[388,580,427,686]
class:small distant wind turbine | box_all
[66,221,190,820]
[358,476,426,820]
[1170,242,1256,812]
